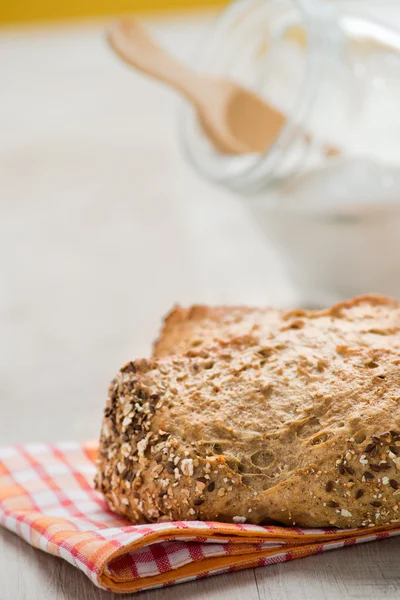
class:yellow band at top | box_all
[1,1,228,25]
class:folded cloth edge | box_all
[97,523,400,592]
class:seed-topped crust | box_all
[96,295,400,528]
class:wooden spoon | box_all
[107,18,286,155]
[108,19,339,157]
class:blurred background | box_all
[0,1,292,444]
[1,1,400,444]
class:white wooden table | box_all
[0,10,400,599]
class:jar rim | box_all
[178,0,340,194]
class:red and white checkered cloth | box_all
[1,441,400,593]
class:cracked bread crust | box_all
[152,305,281,358]
[96,295,400,528]
[153,295,400,358]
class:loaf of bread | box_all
[96,295,400,529]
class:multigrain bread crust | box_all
[152,305,281,358]
[95,295,400,529]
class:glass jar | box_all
[179,0,400,307]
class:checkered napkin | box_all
[1,442,400,594]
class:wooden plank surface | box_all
[0,11,400,600]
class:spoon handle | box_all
[108,19,203,104]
